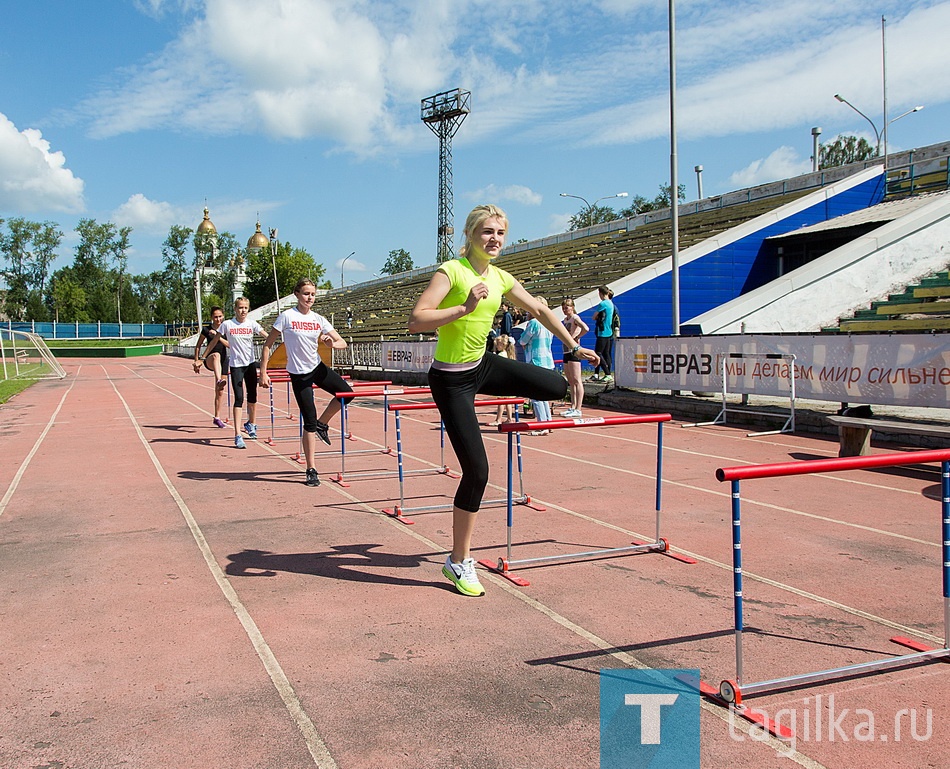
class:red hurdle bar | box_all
[479,413,695,587]
[380,398,537,523]
[714,448,950,709]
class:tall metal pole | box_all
[669,0,680,335]
[811,127,822,172]
[881,15,889,171]
[269,229,281,312]
[341,251,355,289]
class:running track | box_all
[0,356,947,768]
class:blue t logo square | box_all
[600,669,700,769]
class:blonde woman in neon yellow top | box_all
[409,204,599,597]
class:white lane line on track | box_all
[105,369,338,769]
[0,374,78,519]
[0,366,82,516]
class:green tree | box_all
[162,225,195,322]
[0,217,40,320]
[49,269,89,323]
[617,184,686,218]
[73,219,122,320]
[380,248,413,275]
[110,225,133,324]
[244,240,329,309]
[568,204,622,231]
[819,134,877,169]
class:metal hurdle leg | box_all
[378,398,527,522]
[330,387,432,487]
[381,408,460,523]
[713,451,950,721]
[479,414,695,587]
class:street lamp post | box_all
[834,94,923,161]
[834,93,880,153]
[341,251,355,289]
[268,228,281,312]
[559,192,629,227]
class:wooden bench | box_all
[826,414,950,457]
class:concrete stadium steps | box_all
[829,270,950,332]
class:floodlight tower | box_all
[421,88,471,262]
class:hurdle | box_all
[330,386,433,486]
[379,398,543,523]
[479,413,696,587]
[713,449,950,713]
[682,352,796,436]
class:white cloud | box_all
[69,0,950,157]
[0,113,84,214]
[467,184,543,206]
[728,146,811,188]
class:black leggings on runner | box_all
[289,363,353,432]
[594,335,614,376]
[230,363,259,408]
[428,353,567,513]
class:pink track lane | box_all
[0,357,947,769]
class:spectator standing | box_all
[591,285,615,382]
[488,334,515,426]
[560,298,589,417]
[499,301,514,336]
[518,298,555,434]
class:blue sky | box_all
[2,0,949,287]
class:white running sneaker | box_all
[441,556,485,597]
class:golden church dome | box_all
[246,221,270,250]
[196,207,217,235]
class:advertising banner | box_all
[616,334,950,408]
[380,340,435,373]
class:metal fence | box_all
[2,320,185,339]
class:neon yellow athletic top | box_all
[434,257,516,364]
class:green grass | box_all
[0,337,172,404]
[0,378,36,404]
[46,338,174,348]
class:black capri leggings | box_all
[428,353,567,513]
[289,362,353,432]
[594,335,614,375]
[230,363,259,408]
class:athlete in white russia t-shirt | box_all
[220,317,266,367]
[271,307,336,375]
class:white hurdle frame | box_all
[330,386,433,486]
[479,413,695,587]
[682,352,796,437]
[710,449,950,739]
[380,398,546,524]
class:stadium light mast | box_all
[421,88,471,263]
